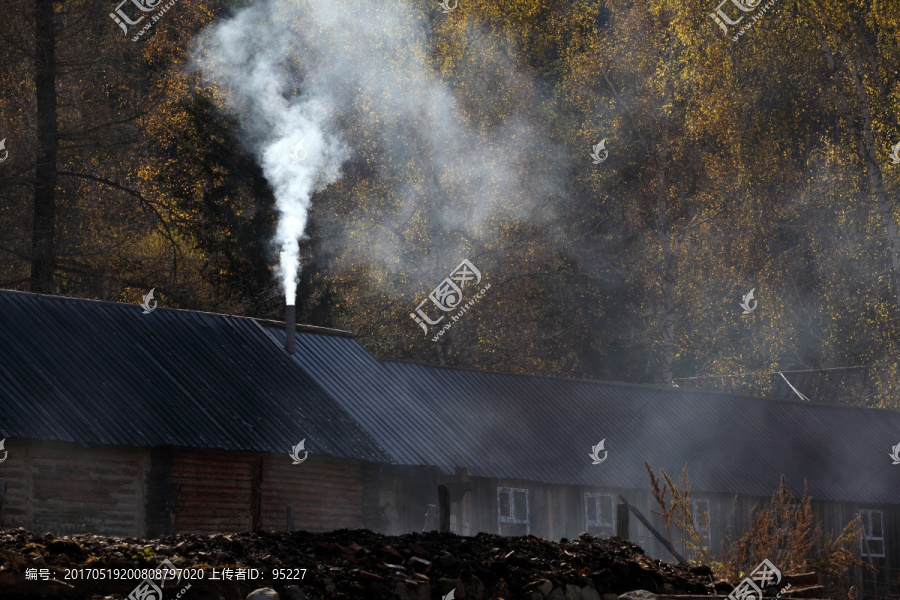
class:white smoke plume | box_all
[191,1,353,304]
[191,0,568,302]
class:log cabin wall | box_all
[165,447,258,534]
[468,477,543,538]
[0,439,147,537]
[467,479,658,544]
[155,447,370,535]
[0,442,377,538]
[259,452,365,533]
[0,436,898,594]
[375,465,443,535]
[360,461,390,533]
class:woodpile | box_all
[0,527,770,600]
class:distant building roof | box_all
[0,290,389,463]
[366,361,900,504]
[263,317,900,504]
[674,366,875,407]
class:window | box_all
[498,487,529,536]
[691,499,711,549]
[859,509,885,557]
[585,493,616,536]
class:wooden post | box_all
[286,505,294,533]
[618,495,686,563]
[455,466,470,535]
[616,502,629,539]
[250,456,262,532]
[0,480,6,528]
[438,483,450,533]
[167,482,180,537]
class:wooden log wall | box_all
[0,439,146,537]
[167,448,257,534]
[166,448,368,534]
[0,442,373,537]
[259,453,364,532]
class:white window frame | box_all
[497,487,529,535]
[691,498,711,549]
[584,492,616,533]
[859,509,885,557]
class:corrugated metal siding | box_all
[260,454,364,532]
[0,290,389,464]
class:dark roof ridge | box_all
[380,358,891,414]
[0,288,354,338]
[675,364,870,380]
[252,317,354,338]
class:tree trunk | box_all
[31,0,58,294]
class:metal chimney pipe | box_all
[285,305,296,354]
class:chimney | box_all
[285,305,296,354]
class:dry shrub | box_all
[645,466,872,594]
[719,475,871,591]
[645,462,712,565]
[645,461,676,540]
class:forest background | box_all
[2,0,900,405]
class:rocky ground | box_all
[0,528,731,600]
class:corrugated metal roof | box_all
[4,289,896,504]
[769,367,874,406]
[370,362,900,504]
[262,325,900,503]
[372,362,900,503]
[0,290,389,463]
[675,366,876,407]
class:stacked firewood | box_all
[0,527,736,600]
